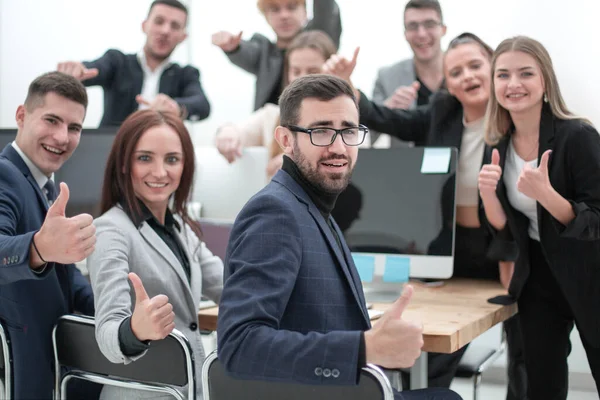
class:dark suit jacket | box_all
[83,49,210,126]
[217,169,371,385]
[482,105,600,348]
[226,0,342,110]
[0,145,94,399]
[358,90,512,261]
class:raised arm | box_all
[173,66,211,121]
[307,0,342,48]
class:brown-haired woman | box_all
[479,35,600,399]
[87,109,223,399]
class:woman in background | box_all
[215,30,337,178]
[479,36,600,400]
[88,109,223,399]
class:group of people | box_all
[0,0,599,400]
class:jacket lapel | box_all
[1,145,49,211]
[536,106,555,234]
[158,67,177,98]
[273,171,371,324]
[138,223,196,311]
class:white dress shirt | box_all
[137,50,172,110]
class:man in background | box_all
[58,0,210,127]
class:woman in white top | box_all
[479,36,600,400]
[215,30,337,178]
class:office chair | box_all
[0,320,11,399]
[201,350,395,400]
[52,315,195,400]
[455,330,507,400]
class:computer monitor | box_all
[332,147,458,302]
[193,146,269,222]
[0,128,118,218]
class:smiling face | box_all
[130,124,184,219]
[15,92,85,176]
[282,96,359,193]
[493,51,545,117]
[444,43,491,115]
[142,4,188,62]
[404,8,446,63]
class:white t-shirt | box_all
[456,117,485,206]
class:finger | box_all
[70,213,94,229]
[81,68,99,80]
[83,245,96,259]
[158,311,175,329]
[235,31,243,42]
[136,95,150,106]
[78,223,96,241]
[387,284,414,319]
[150,294,170,308]
[48,182,69,217]
[154,302,174,320]
[79,235,97,253]
[539,149,552,172]
[411,80,421,91]
[162,322,176,336]
[129,272,150,303]
[491,149,500,166]
[350,46,360,65]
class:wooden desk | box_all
[199,278,516,354]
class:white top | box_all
[456,117,485,206]
[137,50,172,110]
[503,139,540,241]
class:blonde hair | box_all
[257,0,305,14]
[485,36,591,145]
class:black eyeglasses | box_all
[405,20,442,32]
[286,125,368,147]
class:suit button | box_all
[314,367,322,376]
[189,322,198,331]
[323,368,331,378]
[332,369,340,378]
[15,256,19,263]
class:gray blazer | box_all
[370,58,416,147]
[226,0,342,110]
[87,206,224,399]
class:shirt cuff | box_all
[118,316,150,357]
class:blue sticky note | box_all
[421,148,451,174]
[383,256,410,283]
[352,254,375,282]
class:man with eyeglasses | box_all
[371,0,446,147]
[217,74,462,400]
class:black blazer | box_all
[83,49,211,126]
[483,104,600,347]
[358,90,512,260]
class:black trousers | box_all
[518,239,600,400]
[403,226,528,399]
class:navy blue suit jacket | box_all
[0,144,94,399]
[82,49,211,126]
[217,169,371,385]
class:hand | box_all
[136,94,181,116]
[215,126,243,163]
[517,150,552,201]
[479,149,502,201]
[57,61,99,81]
[33,183,96,266]
[499,261,514,291]
[322,47,360,82]
[266,153,284,177]
[129,272,175,342]
[364,285,423,368]
[211,31,243,52]
[383,81,420,109]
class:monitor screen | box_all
[0,128,118,218]
[331,147,458,290]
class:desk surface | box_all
[198,278,517,354]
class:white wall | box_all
[1,0,598,380]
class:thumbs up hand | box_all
[129,272,176,341]
[478,149,503,201]
[32,183,96,267]
[364,285,424,368]
[384,81,421,110]
[517,149,552,201]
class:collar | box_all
[137,49,172,75]
[10,142,53,190]
[120,199,181,231]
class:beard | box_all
[292,141,353,194]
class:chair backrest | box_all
[201,350,394,400]
[53,315,195,399]
[0,320,11,400]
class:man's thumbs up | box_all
[387,284,414,319]
[129,272,150,304]
[47,182,69,217]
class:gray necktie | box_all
[43,179,57,206]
